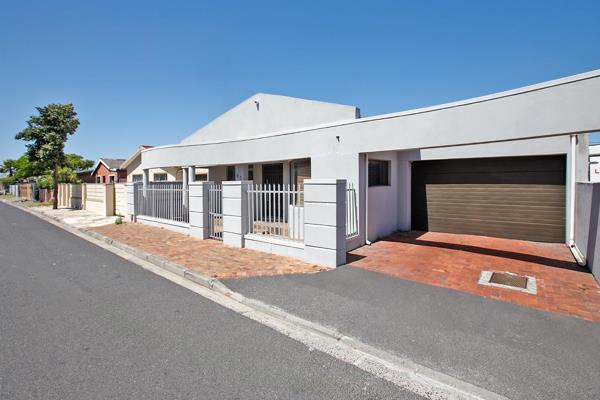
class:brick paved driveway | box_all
[91,223,326,279]
[347,231,600,322]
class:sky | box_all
[1,0,599,163]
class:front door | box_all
[262,163,283,185]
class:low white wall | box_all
[244,234,306,260]
[84,184,114,216]
[136,215,190,235]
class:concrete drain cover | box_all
[478,271,537,295]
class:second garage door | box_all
[411,155,566,243]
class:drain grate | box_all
[489,272,528,289]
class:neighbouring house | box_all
[589,144,600,182]
[130,71,600,276]
[120,145,208,183]
[76,168,95,183]
[90,158,127,183]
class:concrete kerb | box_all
[3,199,509,400]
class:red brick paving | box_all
[91,223,326,279]
[348,231,600,323]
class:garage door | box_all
[411,155,566,243]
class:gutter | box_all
[568,134,587,266]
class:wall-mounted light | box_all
[254,99,260,110]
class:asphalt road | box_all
[227,262,600,400]
[0,202,422,400]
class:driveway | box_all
[227,266,600,400]
[348,231,600,322]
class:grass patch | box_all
[0,194,15,198]
[22,200,53,208]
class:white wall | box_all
[367,151,398,241]
[182,93,358,145]
[143,70,600,171]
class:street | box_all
[0,202,422,400]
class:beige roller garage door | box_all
[411,155,566,243]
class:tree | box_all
[0,159,17,177]
[15,104,80,209]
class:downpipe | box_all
[568,134,587,266]
[364,153,372,245]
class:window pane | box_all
[368,160,390,186]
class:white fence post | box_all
[189,181,211,239]
[126,183,135,222]
[303,179,347,267]
[222,181,251,248]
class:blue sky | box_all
[1,0,599,163]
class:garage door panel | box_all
[411,155,566,243]
[427,218,565,243]
[426,205,566,223]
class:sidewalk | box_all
[226,266,600,400]
[91,223,326,279]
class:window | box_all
[248,164,254,181]
[109,176,115,183]
[132,174,143,183]
[195,174,207,182]
[153,173,168,181]
[226,165,236,181]
[95,176,101,183]
[368,159,390,186]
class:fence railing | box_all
[346,183,359,238]
[247,184,304,242]
[208,184,223,240]
[134,182,189,223]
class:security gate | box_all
[208,184,223,240]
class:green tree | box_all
[13,154,43,180]
[0,159,17,177]
[15,104,80,209]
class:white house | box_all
[121,145,208,183]
[129,71,600,272]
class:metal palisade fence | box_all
[247,183,304,242]
[208,183,223,240]
[133,182,189,223]
[346,183,359,238]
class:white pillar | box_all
[125,183,135,222]
[189,181,211,239]
[142,169,149,195]
[182,167,189,210]
[188,166,196,182]
[303,179,347,267]
[222,181,252,248]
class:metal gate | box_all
[208,184,223,240]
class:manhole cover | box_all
[478,271,537,294]
[489,272,528,289]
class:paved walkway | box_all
[30,206,116,228]
[91,223,326,279]
[348,231,600,322]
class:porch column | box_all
[182,167,190,211]
[303,179,347,267]
[142,169,149,195]
[189,181,211,239]
[188,166,196,182]
[222,181,252,248]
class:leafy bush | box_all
[115,216,123,225]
